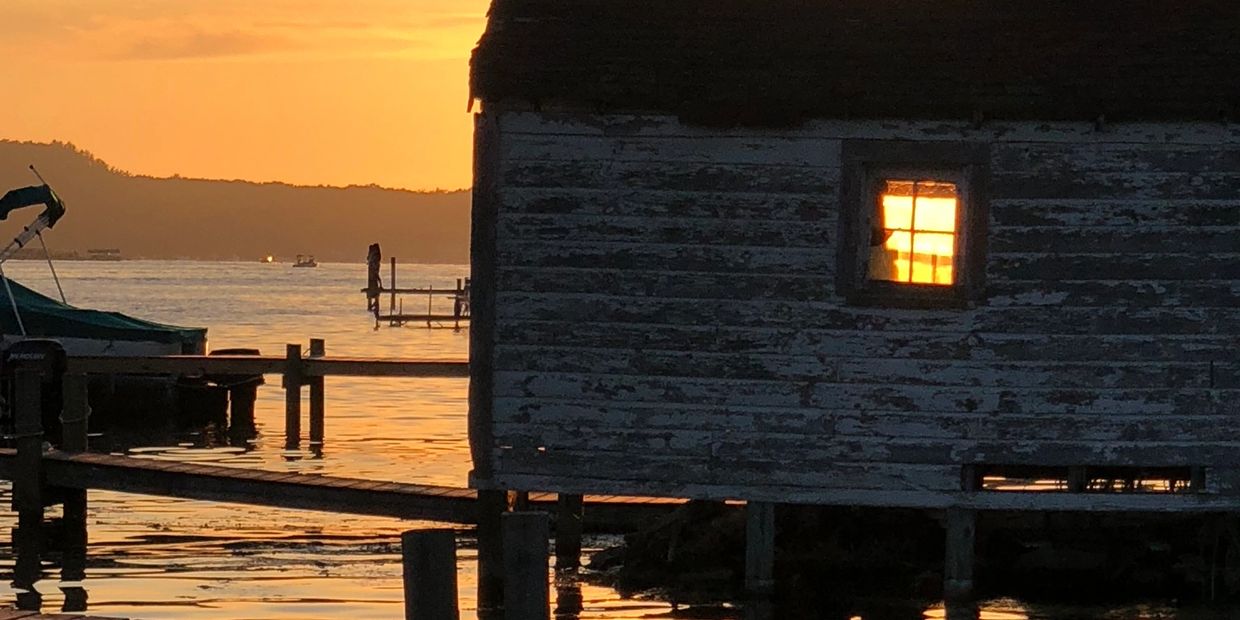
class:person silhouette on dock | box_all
[366,243,382,315]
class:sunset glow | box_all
[0,0,491,190]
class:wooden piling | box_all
[1068,466,1088,493]
[476,489,508,614]
[60,373,90,452]
[402,529,460,620]
[553,580,583,618]
[13,369,44,589]
[944,508,976,601]
[555,494,584,571]
[502,511,550,620]
[513,490,531,512]
[453,278,464,330]
[945,599,980,620]
[308,338,326,447]
[228,380,259,435]
[744,501,776,598]
[59,372,90,583]
[390,257,398,317]
[284,343,302,450]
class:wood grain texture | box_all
[484,110,1240,508]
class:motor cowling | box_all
[1,339,66,444]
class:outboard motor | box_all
[1,339,66,444]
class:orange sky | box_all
[0,0,490,191]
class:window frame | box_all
[838,140,991,308]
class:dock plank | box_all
[0,450,678,528]
[0,613,129,620]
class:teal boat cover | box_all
[0,278,205,347]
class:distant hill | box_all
[0,140,470,264]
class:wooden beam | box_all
[361,287,466,295]
[301,359,468,378]
[38,452,478,523]
[65,356,468,378]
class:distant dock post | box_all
[308,338,326,450]
[361,254,471,329]
[284,343,303,450]
[453,278,464,330]
[390,257,398,320]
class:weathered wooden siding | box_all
[479,110,1240,507]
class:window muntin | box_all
[867,180,959,286]
[838,140,989,307]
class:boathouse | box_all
[467,0,1240,584]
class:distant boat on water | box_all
[86,248,123,261]
[293,254,318,268]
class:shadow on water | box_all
[12,508,90,613]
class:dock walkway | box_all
[0,611,127,620]
[0,449,677,528]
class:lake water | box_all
[0,260,1223,620]
[0,259,671,620]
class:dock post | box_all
[61,372,90,452]
[13,369,45,595]
[477,489,508,615]
[1068,466,1088,492]
[744,501,776,599]
[555,494,584,571]
[283,343,302,450]
[513,490,531,512]
[402,529,460,620]
[390,257,398,320]
[59,373,90,584]
[502,511,550,620]
[453,278,463,330]
[944,508,977,601]
[308,338,326,449]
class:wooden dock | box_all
[0,449,677,528]
[65,353,469,378]
[66,340,468,451]
[0,346,679,620]
[0,611,128,620]
[363,256,470,328]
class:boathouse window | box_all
[869,179,959,285]
[839,141,990,307]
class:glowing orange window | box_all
[867,180,959,285]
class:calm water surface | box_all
[0,260,669,619]
[0,261,1226,620]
